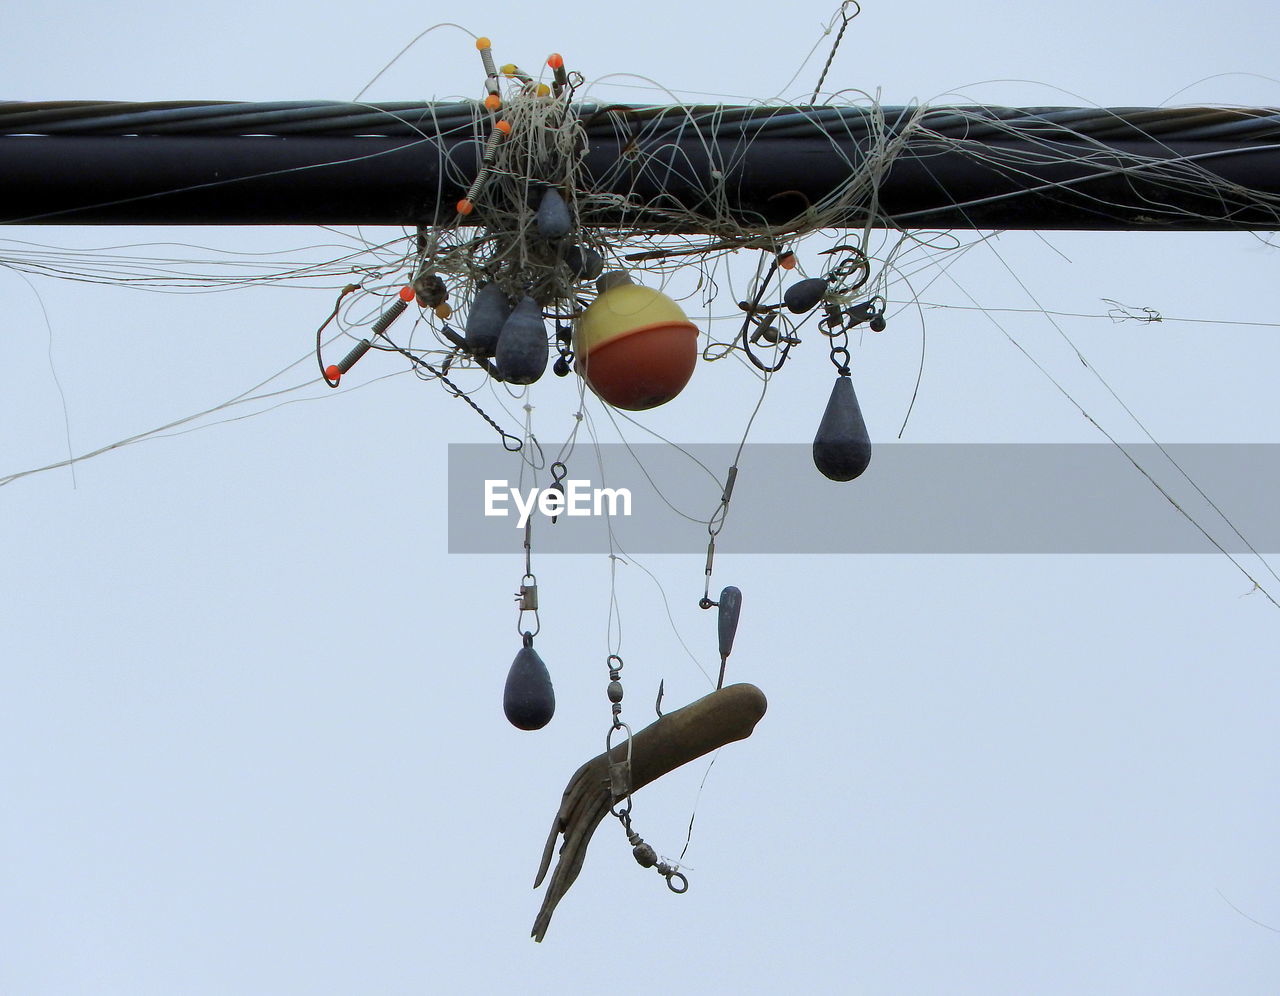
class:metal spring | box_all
[336,338,371,374]
[476,38,499,88]
[458,122,510,210]
[481,126,504,164]
[462,168,492,206]
[370,298,407,337]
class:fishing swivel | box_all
[604,653,690,895]
[820,296,886,337]
[545,461,568,524]
[621,809,689,894]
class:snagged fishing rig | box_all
[312,32,895,480]
[9,3,1279,950]
[305,29,898,942]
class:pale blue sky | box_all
[2,1,1279,992]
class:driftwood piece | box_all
[531,682,768,941]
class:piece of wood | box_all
[531,682,768,941]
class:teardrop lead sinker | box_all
[813,375,872,481]
[504,645,555,730]
[783,277,828,314]
[564,244,604,280]
[465,283,511,358]
[717,585,742,660]
[536,187,573,239]
[495,295,550,385]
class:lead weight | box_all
[465,283,511,358]
[813,374,872,481]
[536,187,572,239]
[494,295,549,385]
[503,635,555,730]
[783,277,828,314]
[717,586,742,660]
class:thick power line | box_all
[1,101,1278,229]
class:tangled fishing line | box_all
[3,7,1280,945]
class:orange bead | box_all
[398,285,415,302]
[496,119,512,134]
[484,94,502,111]
[457,199,475,215]
[325,365,342,383]
[475,37,491,50]
[546,53,564,69]
[778,251,797,270]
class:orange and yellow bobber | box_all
[573,272,699,411]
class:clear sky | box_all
[2,1,1279,992]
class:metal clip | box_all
[819,301,847,334]
[516,579,538,611]
[844,300,878,326]
[606,722,634,811]
[749,316,801,346]
[609,762,631,800]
